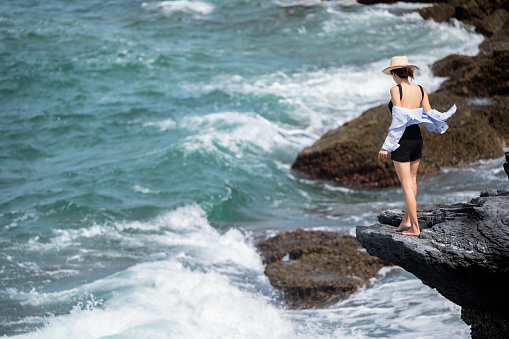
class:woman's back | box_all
[391,83,423,109]
[391,84,423,141]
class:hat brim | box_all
[382,64,419,75]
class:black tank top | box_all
[388,84,423,141]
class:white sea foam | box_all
[417,153,508,204]
[468,97,493,106]
[12,205,301,339]
[143,118,176,131]
[28,224,111,251]
[277,0,324,8]
[16,205,266,300]
[14,262,297,339]
[133,184,160,194]
[11,204,472,338]
[177,111,317,160]
[142,1,214,16]
[287,267,469,338]
[187,67,384,131]
[4,209,39,229]
[323,183,354,193]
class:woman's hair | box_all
[391,67,414,80]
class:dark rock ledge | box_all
[356,189,509,339]
[256,229,388,309]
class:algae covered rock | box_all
[256,229,387,309]
[419,0,509,35]
[436,48,509,97]
[419,3,456,22]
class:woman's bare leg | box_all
[395,159,419,232]
[393,159,420,236]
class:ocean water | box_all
[1,0,506,338]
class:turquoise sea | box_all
[1,0,507,338]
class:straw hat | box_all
[382,56,418,75]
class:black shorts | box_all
[391,139,423,162]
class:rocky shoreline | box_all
[292,0,509,188]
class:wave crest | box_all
[142,1,214,16]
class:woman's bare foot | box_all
[401,226,420,236]
[395,223,411,232]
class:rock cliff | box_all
[356,189,509,339]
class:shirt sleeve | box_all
[382,125,406,152]
[421,104,457,134]
[381,106,419,152]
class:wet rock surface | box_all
[292,0,509,187]
[256,229,388,309]
[356,190,509,339]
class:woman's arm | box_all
[421,87,432,111]
[390,86,401,107]
[380,87,400,159]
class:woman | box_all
[378,56,456,236]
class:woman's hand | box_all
[378,149,388,160]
